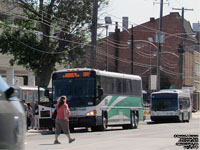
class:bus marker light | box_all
[86,110,97,116]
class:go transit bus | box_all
[51,68,143,131]
[151,89,192,122]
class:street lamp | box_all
[97,17,112,70]
[105,16,112,71]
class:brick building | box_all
[89,12,197,92]
[83,12,199,109]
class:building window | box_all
[195,63,200,76]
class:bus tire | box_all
[92,113,107,131]
[180,113,184,122]
[186,112,190,122]
[98,114,107,131]
[130,111,139,129]
[123,111,139,129]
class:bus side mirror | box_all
[179,105,182,109]
[98,88,104,98]
[44,89,49,97]
[49,92,53,101]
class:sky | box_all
[100,0,200,33]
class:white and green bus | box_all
[13,86,54,129]
[51,68,143,131]
[151,89,192,122]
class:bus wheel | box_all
[180,113,184,122]
[130,112,139,129]
[186,112,190,122]
[92,115,107,131]
[99,115,107,131]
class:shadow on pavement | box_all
[146,120,186,125]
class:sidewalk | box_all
[192,110,200,119]
[26,129,54,136]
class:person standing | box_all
[27,103,33,130]
[34,101,40,130]
[54,96,75,144]
[21,100,28,115]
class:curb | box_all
[26,129,54,136]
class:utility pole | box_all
[115,22,120,72]
[172,7,193,89]
[90,0,98,68]
[131,25,134,74]
[106,25,108,71]
[156,0,164,91]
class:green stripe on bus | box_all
[106,96,143,119]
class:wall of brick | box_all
[95,12,196,91]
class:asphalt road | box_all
[25,113,200,150]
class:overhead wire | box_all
[2,2,197,46]
[101,13,197,43]
[0,10,90,40]
[0,21,88,46]
[0,2,197,79]
[0,18,181,70]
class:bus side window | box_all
[185,98,190,109]
[179,97,190,109]
[112,78,117,94]
[106,77,112,94]
[117,78,123,94]
[132,80,137,96]
[96,76,101,96]
[179,97,184,109]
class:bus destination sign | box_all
[62,71,90,78]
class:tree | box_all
[0,0,108,87]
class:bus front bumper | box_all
[69,116,102,127]
[151,116,179,121]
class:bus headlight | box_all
[86,110,97,116]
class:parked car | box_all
[0,76,26,149]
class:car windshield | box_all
[151,93,178,111]
[53,78,95,107]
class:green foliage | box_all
[0,0,108,87]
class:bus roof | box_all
[54,68,141,80]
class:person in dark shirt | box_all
[34,101,40,130]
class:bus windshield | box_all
[53,78,95,107]
[151,93,178,111]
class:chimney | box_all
[122,17,128,31]
[150,17,155,22]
